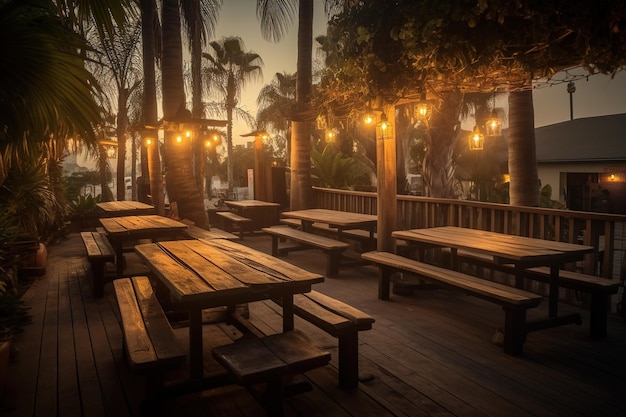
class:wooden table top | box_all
[282,209,377,228]
[99,215,188,236]
[135,239,324,306]
[96,201,156,216]
[224,200,281,208]
[393,226,594,264]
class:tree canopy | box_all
[322,0,626,104]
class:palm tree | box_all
[87,21,143,201]
[203,36,263,196]
[508,89,539,207]
[180,0,221,197]
[256,72,297,160]
[0,0,103,181]
[139,0,165,215]
[161,0,209,227]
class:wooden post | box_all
[254,134,267,201]
[376,104,397,253]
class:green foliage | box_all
[0,155,66,242]
[0,212,20,294]
[321,0,626,105]
[69,194,101,222]
[311,144,372,190]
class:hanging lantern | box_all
[376,113,393,140]
[485,111,502,136]
[485,92,502,136]
[469,126,484,150]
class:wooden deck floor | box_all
[3,232,626,417]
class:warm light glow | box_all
[376,113,393,140]
[106,146,116,158]
[176,135,183,143]
[326,130,335,141]
[145,138,153,146]
[469,126,484,150]
[610,174,616,181]
[484,112,502,136]
[185,130,191,138]
[415,102,430,119]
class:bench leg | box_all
[338,332,359,389]
[502,308,527,356]
[270,236,279,256]
[378,266,392,300]
[90,261,106,298]
[589,292,608,339]
[326,251,343,277]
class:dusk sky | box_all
[214,1,626,144]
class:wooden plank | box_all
[92,231,114,256]
[304,290,375,326]
[159,240,251,291]
[212,338,287,384]
[81,232,104,258]
[131,276,185,365]
[262,227,349,250]
[292,294,353,333]
[134,242,214,302]
[112,278,158,369]
[362,251,542,306]
[201,238,323,283]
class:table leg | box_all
[450,248,459,271]
[513,264,524,289]
[282,295,294,331]
[188,308,204,380]
[548,265,559,317]
[113,239,124,277]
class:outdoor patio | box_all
[3,231,626,417]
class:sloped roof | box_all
[535,113,626,163]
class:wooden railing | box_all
[313,187,626,281]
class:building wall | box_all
[538,162,626,213]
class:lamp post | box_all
[567,81,576,120]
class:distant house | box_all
[535,113,626,214]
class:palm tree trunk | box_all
[116,89,128,201]
[141,0,164,215]
[423,90,463,198]
[289,0,314,210]
[508,89,539,207]
[161,0,208,227]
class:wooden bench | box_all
[212,330,330,417]
[362,251,543,355]
[280,218,377,251]
[444,248,620,339]
[80,231,115,297]
[216,211,252,239]
[113,276,186,405]
[262,226,350,277]
[273,290,374,389]
[182,223,239,241]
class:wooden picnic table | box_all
[96,201,156,217]
[224,199,280,230]
[134,238,324,381]
[393,226,595,329]
[281,208,377,240]
[99,215,188,276]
